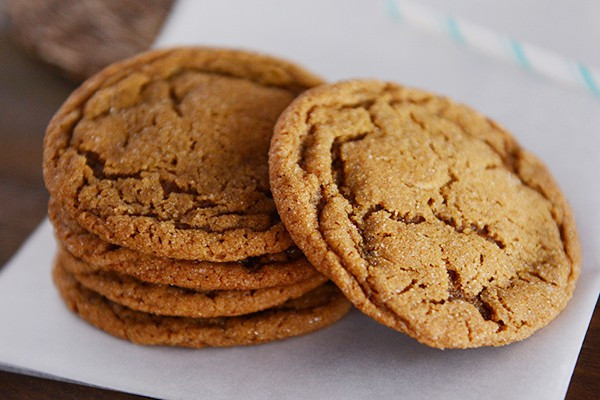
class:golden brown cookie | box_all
[49,198,320,290]
[43,47,323,261]
[269,80,581,348]
[53,262,352,348]
[58,247,328,318]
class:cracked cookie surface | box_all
[53,262,352,348]
[58,246,328,318]
[49,198,320,290]
[43,47,323,261]
[269,80,581,348]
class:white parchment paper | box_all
[1,1,598,399]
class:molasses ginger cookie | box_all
[53,263,352,348]
[43,47,323,261]
[49,199,321,290]
[269,80,581,348]
[58,246,328,318]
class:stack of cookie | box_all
[44,46,581,350]
[43,48,351,347]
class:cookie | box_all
[43,47,324,261]
[53,262,352,348]
[269,80,581,348]
[5,0,173,81]
[58,247,328,318]
[49,199,320,290]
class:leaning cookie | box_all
[49,199,321,290]
[53,263,352,348]
[269,80,581,348]
[58,247,328,318]
[43,47,324,261]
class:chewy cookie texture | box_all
[43,47,323,261]
[44,47,351,348]
[57,246,328,318]
[45,46,580,350]
[48,198,320,291]
[53,264,350,348]
[269,80,581,349]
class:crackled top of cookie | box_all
[43,47,323,261]
[269,80,581,348]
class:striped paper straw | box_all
[386,0,600,97]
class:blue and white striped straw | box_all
[386,0,600,97]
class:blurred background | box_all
[0,1,597,399]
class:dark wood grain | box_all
[0,14,597,400]
[0,370,153,400]
[567,305,600,400]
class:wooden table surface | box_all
[0,25,597,400]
